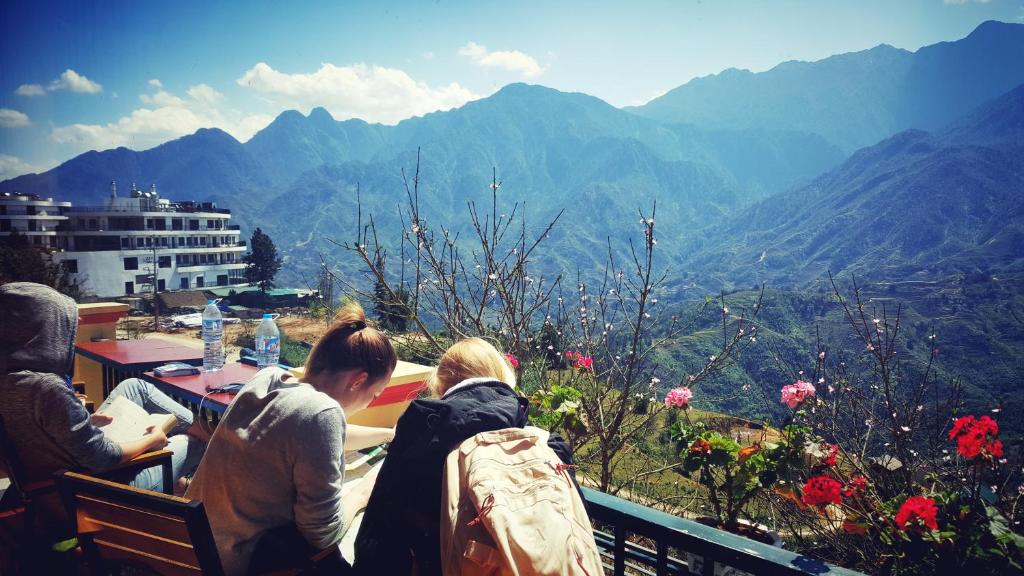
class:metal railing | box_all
[582,488,865,576]
[66,205,231,215]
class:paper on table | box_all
[97,396,177,443]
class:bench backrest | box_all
[58,471,224,576]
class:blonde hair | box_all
[428,337,516,397]
[306,303,397,382]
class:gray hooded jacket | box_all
[0,282,122,483]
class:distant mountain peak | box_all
[308,106,335,122]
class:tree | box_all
[372,254,412,333]
[245,227,282,298]
[0,230,79,298]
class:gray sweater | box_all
[0,283,123,483]
[185,367,347,576]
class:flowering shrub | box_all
[949,415,1003,460]
[503,353,519,369]
[668,384,813,528]
[564,350,593,371]
[664,386,692,409]
[802,476,843,508]
[780,379,816,409]
[894,496,938,532]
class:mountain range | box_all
[2,20,1023,429]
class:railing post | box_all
[656,541,668,575]
[614,524,626,576]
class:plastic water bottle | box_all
[255,313,281,369]
[202,299,224,372]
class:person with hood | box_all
[0,282,205,501]
[352,337,574,576]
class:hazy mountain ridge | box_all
[680,83,1024,291]
[632,20,1024,154]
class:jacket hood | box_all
[0,282,78,376]
[404,380,528,442]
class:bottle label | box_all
[256,336,280,355]
[203,318,223,332]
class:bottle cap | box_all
[262,313,274,319]
[208,299,216,305]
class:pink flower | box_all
[565,351,593,371]
[664,387,693,409]
[503,353,519,369]
[781,380,816,409]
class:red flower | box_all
[842,518,867,535]
[801,476,843,508]
[949,414,1002,460]
[689,438,712,455]
[842,475,869,498]
[894,496,938,532]
[503,353,519,369]
[564,351,594,371]
[820,443,839,467]
[948,415,975,440]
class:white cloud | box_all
[15,83,45,97]
[48,69,103,94]
[186,84,224,106]
[51,83,272,153]
[422,51,435,60]
[0,108,31,128]
[457,41,545,78]
[148,78,163,88]
[236,62,479,124]
[0,154,46,180]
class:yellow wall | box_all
[75,302,129,402]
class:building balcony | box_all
[66,205,231,215]
[175,262,247,272]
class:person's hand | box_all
[90,412,113,426]
[144,425,169,451]
[75,393,89,406]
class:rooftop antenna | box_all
[150,183,157,198]
[110,180,117,198]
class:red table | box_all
[143,362,259,417]
[76,339,204,397]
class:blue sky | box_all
[1,0,1022,179]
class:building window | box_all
[0,220,9,232]
[124,257,138,270]
[124,281,134,295]
[189,219,199,231]
[172,219,183,231]
[27,220,37,231]
[88,219,97,229]
[65,259,78,273]
[217,274,228,286]
[207,219,215,229]
[146,218,154,229]
[158,279,166,292]
[195,276,205,288]
[180,277,189,289]
[158,256,171,268]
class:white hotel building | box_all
[0,183,248,298]
[0,191,72,248]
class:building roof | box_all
[157,290,210,310]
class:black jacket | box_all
[351,380,572,576]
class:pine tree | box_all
[245,228,282,299]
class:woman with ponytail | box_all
[186,303,397,575]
